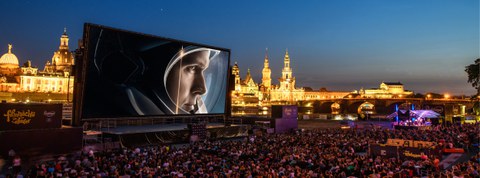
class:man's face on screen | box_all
[166,50,210,113]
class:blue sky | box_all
[0,0,478,95]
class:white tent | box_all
[409,110,441,118]
[387,110,441,119]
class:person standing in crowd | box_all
[12,155,21,175]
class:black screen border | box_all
[73,23,231,121]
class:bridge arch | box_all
[318,101,335,114]
[347,101,366,113]
[386,102,406,114]
[331,102,341,114]
[358,102,375,114]
[398,102,421,111]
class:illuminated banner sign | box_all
[0,103,62,131]
[370,144,442,160]
[386,139,436,148]
[77,23,230,119]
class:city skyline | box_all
[0,0,478,95]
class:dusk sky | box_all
[0,0,478,95]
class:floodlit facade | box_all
[232,49,351,106]
[359,82,413,98]
[0,29,74,95]
[232,50,308,116]
[231,49,418,116]
[268,50,305,103]
[231,62,261,115]
[232,49,306,103]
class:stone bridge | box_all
[296,98,475,115]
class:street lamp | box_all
[476,95,480,116]
[444,94,450,99]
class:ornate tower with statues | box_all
[279,49,296,91]
[269,49,303,103]
[232,62,241,91]
[261,48,271,89]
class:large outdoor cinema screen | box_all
[78,24,230,119]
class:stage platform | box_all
[93,123,249,147]
[394,125,431,130]
[100,123,243,135]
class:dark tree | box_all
[465,58,480,95]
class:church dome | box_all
[0,44,19,66]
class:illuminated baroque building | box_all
[0,29,74,99]
[231,49,418,116]
[231,62,261,115]
[356,82,413,98]
[232,49,308,115]
[235,49,352,105]
[268,50,304,103]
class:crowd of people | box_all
[3,123,480,178]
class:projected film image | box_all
[80,24,230,118]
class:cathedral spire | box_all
[264,48,269,67]
[281,49,293,83]
[8,44,12,53]
[283,49,290,69]
[265,48,269,61]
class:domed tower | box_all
[47,28,75,73]
[0,44,20,76]
[261,48,271,89]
